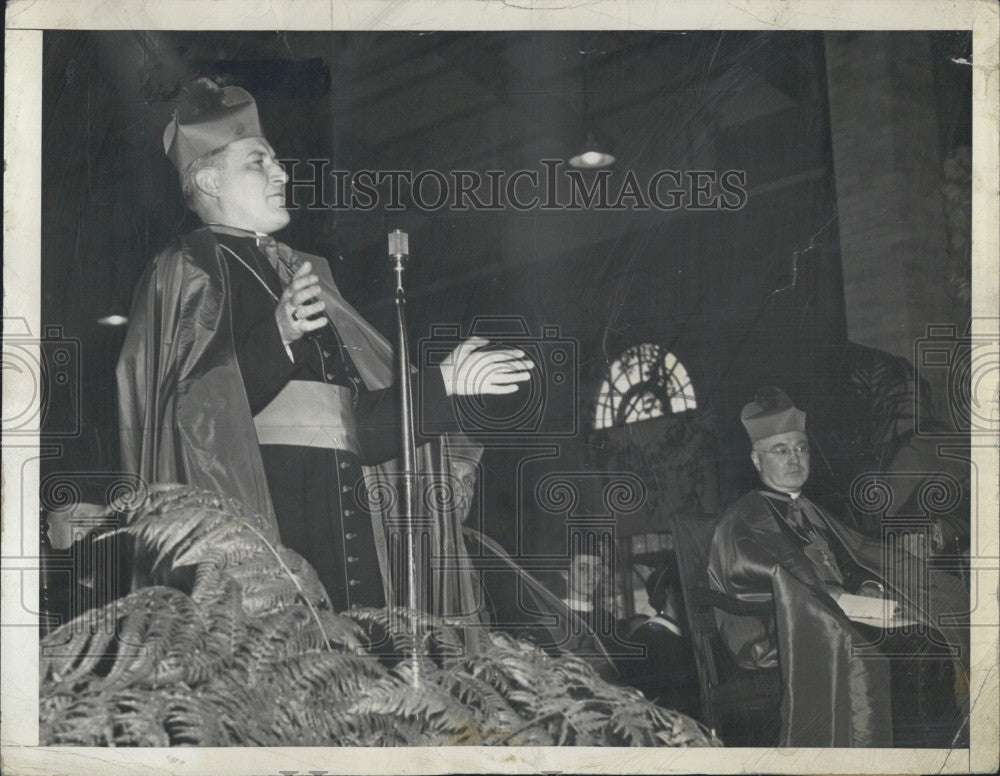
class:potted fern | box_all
[41,486,718,747]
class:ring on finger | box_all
[291,308,299,321]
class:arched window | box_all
[593,343,696,430]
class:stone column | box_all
[825,32,953,378]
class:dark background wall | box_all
[40,30,971,552]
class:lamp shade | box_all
[568,130,615,169]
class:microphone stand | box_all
[388,230,423,686]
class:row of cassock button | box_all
[338,458,365,591]
[316,337,364,401]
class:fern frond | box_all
[346,665,480,740]
[238,576,302,616]
[445,666,518,722]
[111,690,172,746]
[199,577,246,663]
[41,624,117,687]
[161,690,229,745]
[40,693,111,745]
[314,608,366,652]
[267,651,385,699]
[195,681,278,745]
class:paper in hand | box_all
[836,593,901,625]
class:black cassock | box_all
[216,230,454,611]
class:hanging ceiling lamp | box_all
[568,130,616,169]
[567,45,615,169]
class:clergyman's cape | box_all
[709,490,968,746]
[116,226,485,627]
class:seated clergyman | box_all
[707,387,968,747]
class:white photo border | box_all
[3,1,997,774]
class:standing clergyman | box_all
[117,79,533,612]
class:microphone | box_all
[388,229,409,292]
[388,229,409,260]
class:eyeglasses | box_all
[756,443,810,459]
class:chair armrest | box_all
[688,587,773,616]
[43,505,119,550]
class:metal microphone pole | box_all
[387,229,422,684]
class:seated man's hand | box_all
[275,261,327,346]
[440,336,535,396]
[857,580,887,598]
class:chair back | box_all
[668,512,724,717]
[668,511,782,744]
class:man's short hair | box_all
[179,144,231,213]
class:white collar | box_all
[206,222,270,239]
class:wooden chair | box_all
[41,504,123,635]
[668,512,783,746]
